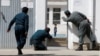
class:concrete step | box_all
[46,38,100,50]
[47,38,67,47]
[73,42,100,50]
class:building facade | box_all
[0,0,100,49]
[68,0,100,49]
[47,0,68,38]
[0,0,68,48]
[0,0,35,48]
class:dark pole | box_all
[45,0,48,46]
[0,0,1,12]
[93,0,96,33]
[66,0,69,48]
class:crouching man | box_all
[30,27,53,50]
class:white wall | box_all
[72,0,94,43]
[35,0,46,31]
[48,0,67,6]
[95,0,100,43]
[68,0,97,49]
[47,5,68,38]
[70,0,100,43]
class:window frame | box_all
[46,8,50,24]
[1,0,10,6]
[53,8,61,24]
[21,0,34,8]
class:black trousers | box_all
[54,32,57,37]
[33,40,47,50]
[15,25,26,49]
[78,20,96,45]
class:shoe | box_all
[18,52,23,55]
[76,45,83,51]
[17,47,23,55]
[92,45,99,50]
[18,49,23,55]
[92,41,97,50]
[76,48,83,51]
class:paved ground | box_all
[0,47,99,56]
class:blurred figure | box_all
[7,7,29,55]
[62,10,97,50]
[54,24,57,37]
[30,27,52,50]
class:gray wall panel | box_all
[0,0,35,49]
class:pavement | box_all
[0,47,100,56]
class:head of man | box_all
[45,27,50,33]
[64,10,71,17]
[22,7,29,14]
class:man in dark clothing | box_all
[7,7,29,55]
[30,27,52,50]
[62,10,97,50]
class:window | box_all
[21,0,34,8]
[53,8,61,24]
[1,0,10,6]
[46,8,49,24]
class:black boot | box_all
[76,45,83,51]
[92,41,97,50]
[17,47,23,55]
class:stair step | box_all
[47,38,67,46]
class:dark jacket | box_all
[30,30,52,45]
[8,12,29,32]
[66,12,88,27]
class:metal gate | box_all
[0,0,35,49]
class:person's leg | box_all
[33,40,40,50]
[54,32,57,37]
[15,30,22,55]
[55,32,57,36]
[86,27,97,50]
[33,40,47,50]
[76,22,87,50]
[89,30,97,49]
[76,34,85,50]
[20,30,26,49]
[39,42,47,50]
[16,30,26,55]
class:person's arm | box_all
[47,33,53,41]
[62,17,68,22]
[62,16,71,22]
[24,15,29,36]
[30,35,34,45]
[7,17,16,32]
